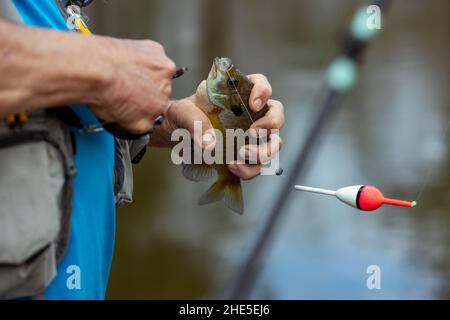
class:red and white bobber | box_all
[294,185,416,211]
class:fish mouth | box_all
[212,57,220,74]
[214,57,233,73]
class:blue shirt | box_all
[12,0,116,300]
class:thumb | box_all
[175,99,216,149]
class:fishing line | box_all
[226,68,256,123]
[414,120,450,202]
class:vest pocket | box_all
[0,114,75,298]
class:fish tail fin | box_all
[198,179,243,214]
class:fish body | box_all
[182,57,268,214]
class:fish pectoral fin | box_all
[182,164,216,182]
[198,180,244,215]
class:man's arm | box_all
[0,18,105,115]
[0,18,176,133]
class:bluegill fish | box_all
[182,57,269,214]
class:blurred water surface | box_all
[86,0,450,299]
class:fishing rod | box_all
[224,0,392,299]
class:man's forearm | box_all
[0,18,108,116]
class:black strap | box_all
[131,147,147,164]
[50,107,84,129]
[64,0,94,8]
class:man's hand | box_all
[91,39,176,134]
[0,19,175,135]
[151,74,284,180]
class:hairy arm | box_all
[0,18,107,116]
[0,18,175,133]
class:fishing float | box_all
[294,185,416,211]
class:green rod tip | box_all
[325,57,358,93]
[411,201,417,207]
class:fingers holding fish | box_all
[239,135,283,164]
[165,96,217,149]
[177,58,285,213]
[229,132,282,180]
[228,162,262,181]
[251,99,285,131]
[247,73,272,112]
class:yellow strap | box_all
[75,17,91,35]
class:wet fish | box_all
[182,57,269,214]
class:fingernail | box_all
[202,133,215,147]
[254,99,263,109]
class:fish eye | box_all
[231,105,243,116]
[227,78,238,87]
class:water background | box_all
[85,0,450,299]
